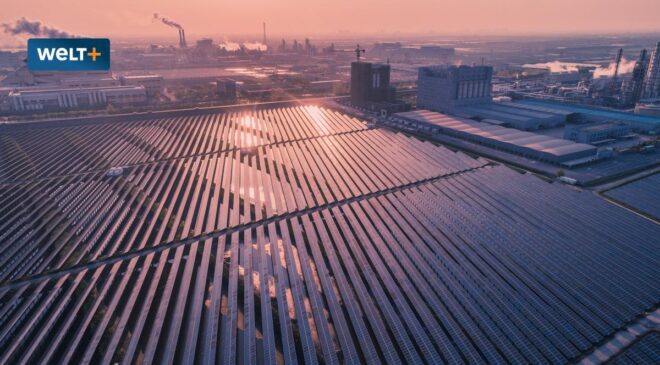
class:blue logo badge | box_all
[27,38,110,71]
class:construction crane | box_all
[327,44,366,61]
[354,44,365,62]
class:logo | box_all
[27,38,110,71]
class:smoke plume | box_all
[218,41,267,52]
[592,58,636,78]
[219,41,241,51]
[153,13,183,30]
[522,61,591,73]
[243,42,267,51]
[524,59,636,79]
[2,18,74,38]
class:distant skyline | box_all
[3,0,660,44]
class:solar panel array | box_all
[0,105,658,364]
[604,173,660,220]
[609,332,660,365]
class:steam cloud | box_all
[219,41,241,51]
[243,42,267,51]
[219,41,267,52]
[153,13,183,30]
[523,61,591,73]
[592,58,636,78]
[2,18,74,38]
[524,59,637,78]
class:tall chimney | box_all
[612,48,623,80]
[179,28,187,48]
[263,22,267,46]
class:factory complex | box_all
[393,110,598,165]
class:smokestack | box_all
[613,48,623,80]
[180,29,187,48]
[2,17,75,38]
[153,13,186,48]
[263,22,267,46]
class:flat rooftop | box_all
[120,74,163,80]
[519,99,660,127]
[575,122,628,132]
[452,101,572,130]
[7,85,145,96]
[396,109,596,158]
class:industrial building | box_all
[453,100,572,130]
[350,61,408,114]
[0,105,658,364]
[417,65,493,113]
[307,79,342,93]
[7,85,147,112]
[563,122,631,144]
[0,51,22,69]
[518,99,660,133]
[1,68,113,87]
[350,61,394,105]
[58,76,119,88]
[635,101,660,117]
[393,109,598,164]
[119,74,163,95]
[216,78,238,100]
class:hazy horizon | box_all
[3,0,660,46]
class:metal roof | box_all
[396,109,596,157]
[519,99,660,126]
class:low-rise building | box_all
[564,122,631,143]
[634,101,660,117]
[0,51,22,70]
[393,109,598,165]
[60,76,119,88]
[119,75,163,95]
[307,80,342,93]
[216,79,238,100]
[518,99,660,134]
[8,85,147,112]
[454,100,571,130]
[351,62,394,106]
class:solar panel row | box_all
[0,107,484,284]
[0,106,657,364]
[604,173,660,220]
[609,332,660,365]
[0,106,367,183]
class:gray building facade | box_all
[350,62,393,106]
[417,65,493,113]
[563,122,631,143]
